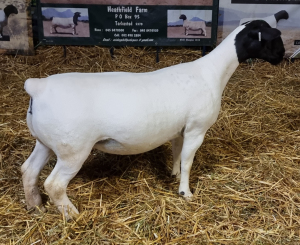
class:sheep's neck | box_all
[200,26,244,93]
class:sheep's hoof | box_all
[171,173,181,180]
[179,191,193,201]
[27,205,46,215]
[57,205,79,221]
[184,195,193,202]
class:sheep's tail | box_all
[24,78,47,98]
[24,78,47,116]
[24,78,46,138]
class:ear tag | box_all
[258,32,261,42]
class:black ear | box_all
[260,28,281,41]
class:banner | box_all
[37,0,219,47]
[0,0,34,55]
[218,0,300,58]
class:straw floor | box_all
[0,46,300,244]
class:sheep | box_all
[22,20,284,220]
[50,12,81,35]
[239,10,289,28]
[0,5,18,38]
[179,14,206,36]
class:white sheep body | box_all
[183,20,206,36]
[52,17,74,28]
[23,29,238,218]
[22,21,285,219]
[50,13,80,35]
[26,62,221,156]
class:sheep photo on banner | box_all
[167,10,212,38]
[218,0,300,58]
[0,0,33,54]
[41,7,89,37]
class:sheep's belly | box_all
[189,27,202,31]
[53,24,73,29]
[94,138,157,155]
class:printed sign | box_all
[218,0,300,58]
[37,0,219,47]
[0,0,34,55]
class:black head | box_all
[74,12,81,17]
[179,14,187,21]
[235,20,285,65]
[4,5,18,17]
[73,12,81,25]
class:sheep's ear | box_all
[260,28,281,41]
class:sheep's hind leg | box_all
[52,26,58,34]
[171,136,183,179]
[179,132,205,200]
[44,146,91,220]
[21,140,52,212]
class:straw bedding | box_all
[0,46,300,244]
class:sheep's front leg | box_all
[73,27,78,35]
[179,132,205,199]
[44,148,90,220]
[185,27,189,36]
[21,140,52,212]
[171,136,183,179]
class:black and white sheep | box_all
[239,10,289,28]
[179,14,206,36]
[0,5,18,38]
[50,12,81,35]
[22,20,284,219]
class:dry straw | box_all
[0,45,300,244]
